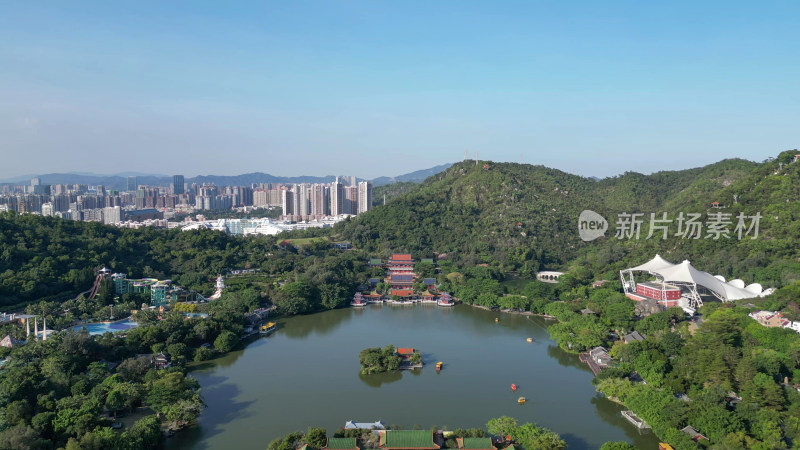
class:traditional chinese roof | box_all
[623,331,646,343]
[390,254,413,261]
[345,420,386,430]
[391,274,414,282]
[456,438,494,450]
[423,278,437,285]
[379,431,439,450]
[420,258,434,264]
[391,290,414,297]
[397,348,415,355]
[325,438,360,450]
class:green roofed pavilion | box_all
[369,258,383,266]
[456,438,494,450]
[380,430,439,450]
[421,258,434,264]
[325,438,360,450]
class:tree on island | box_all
[359,345,402,374]
[487,416,565,450]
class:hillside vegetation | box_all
[337,151,800,287]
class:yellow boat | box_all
[260,322,276,334]
[436,361,443,370]
[495,318,499,323]
[517,397,527,404]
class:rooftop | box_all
[391,275,414,282]
[325,438,360,450]
[456,438,494,450]
[623,331,646,343]
[345,420,385,430]
[391,290,414,297]
[380,431,439,450]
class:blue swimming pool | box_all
[70,319,138,335]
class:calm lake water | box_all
[168,305,658,450]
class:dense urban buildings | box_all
[279,177,371,221]
[0,173,372,227]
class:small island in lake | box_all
[359,345,423,374]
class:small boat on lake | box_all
[517,397,526,404]
[259,322,276,334]
[436,361,443,371]
[526,337,533,343]
[511,384,517,391]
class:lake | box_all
[168,305,659,449]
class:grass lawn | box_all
[285,237,328,247]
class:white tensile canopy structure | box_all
[621,254,773,309]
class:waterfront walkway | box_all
[579,353,604,375]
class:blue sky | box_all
[1,1,797,179]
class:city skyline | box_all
[2,1,798,179]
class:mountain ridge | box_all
[0,165,453,189]
[335,152,800,287]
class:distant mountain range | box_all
[0,164,453,190]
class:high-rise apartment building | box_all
[344,186,358,215]
[103,206,121,224]
[126,176,137,191]
[281,187,296,217]
[298,184,310,217]
[330,178,344,215]
[173,175,185,194]
[358,181,372,214]
[310,184,328,217]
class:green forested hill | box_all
[0,214,366,309]
[1,150,798,307]
[337,151,800,287]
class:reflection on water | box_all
[591,395,656,448]
[546,344,589,371]
[280,309,355,338]
[169,305,659,450]
[359,370,403,387]
[173,374,256,450]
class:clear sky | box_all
[1,1,797,179]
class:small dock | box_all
[621,410,650,430]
